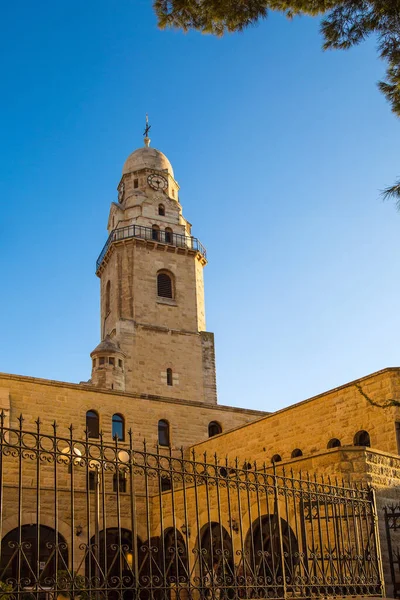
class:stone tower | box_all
[91,130,217,404]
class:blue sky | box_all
[0,0,399,413]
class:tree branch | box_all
[355,383,400,408]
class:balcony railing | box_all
[96,224,207,271]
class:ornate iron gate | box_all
[0,413,384,599]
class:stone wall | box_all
[190,368,400,463]
[0,372,264,448]
[98,237,212,403]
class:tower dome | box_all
[122,146,174,178]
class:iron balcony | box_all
[96,224,207,271]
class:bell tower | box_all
[90,122,217,404]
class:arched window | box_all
[86,410,99,439]
[327,438,341,449]
[208,421,222,437]
[165,227,173,244]
[354,430,371,447]
[112,413,124,441]
[271,454,282,464]
[157,272,173,299]
[158,204,165,216]
[152,225,160,240]
[166,368,173,386]
[105,281,111,314]
[291,448,303,458]
[158,419,170,447]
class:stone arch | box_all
[354,430,371,447]
[196,522,234,586]
[162,527,188,583]
[0,524,68,584]
[327,437,341,448]
[245,514,298,586]
[1,512,71,544]
[86,528,145,593]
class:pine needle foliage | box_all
[154,0,400,209]
[381,178,400,209]
[154,0,400,117]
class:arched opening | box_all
[86,410,99,438]
[158,204,165,216]
[157,272,173,299]
[0,525,68,585]
[245,514,299,589]
[327,438,341,449]
[152,224,160,241]
[354,430,371,447]
[158,419,170,446]
[208,421,222,437]
[271,454,282,464]
[165,227,173,244]
[162,528,188,583]
[112,413,124,440]
[105,280,111,314]
[291,448,303,458]
[87,529,144,595]
[199,522,234,591]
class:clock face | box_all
[118,182,125,202]
[147,173,168,191]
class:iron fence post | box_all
[370,487,386,598]
[273,462,287,598]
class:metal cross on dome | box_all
[143,114,151,140]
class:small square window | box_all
[109,357,115,366]
[118,359,123,368]
[161,476,172,492]
[99,357,105,365]
[134,179,139,189]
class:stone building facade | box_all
[0,133,399,598]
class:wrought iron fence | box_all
[0,413,384,600]
[384,504,400,597]
[96,225,206,271]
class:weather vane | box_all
[143,114,151,144]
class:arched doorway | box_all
[199,522,234,598]
[87,528,144,598]
[0,525,68,587]
[162,528,188,584]
[245,514,298,591]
